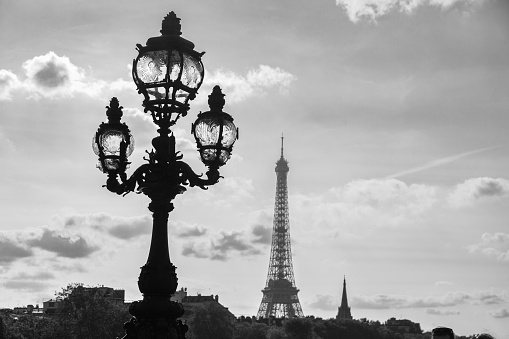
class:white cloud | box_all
[336,0,485,23]
[0,237,33,265]
[352,289,508,309]
[169,220,208,238]
[426,308,460,315]
[388,147,498,179]
[489,308,509,318]
[0,212,153,270]
[0,69,21,100]
[61,213,152,240]
[448,177,509,207]
[290,178,437,236]
[468,232,509,262]
[22,51,88,98]
[252,224,272,245]
[200,65,296,104]
[182,229,262,261]
[308,294,339,311]
[2,53,293,106]
[0,51,136,101]
[182,176,255,209]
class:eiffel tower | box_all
[257,136,304,318]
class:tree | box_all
[283,317,314,339]
[186,302,235,339]
[267,325,287,339]
[0,313,58,339]
[234,321,269,339]
[54,283,130,339]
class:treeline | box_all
[0,284,473,339]
[188,302,405,339]
[0,283,129,339]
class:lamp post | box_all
[93,12,238,339]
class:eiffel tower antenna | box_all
[257,135,304,318]
[281,133,284,158]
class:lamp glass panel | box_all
[137,51,168,83]
[168,50,182,81]
[182,53,203,89]
[100,130,124,155]
[175,89,189,103]
[219,150,230,164]
[126,132,135,156]
[201,149,217,162]
[194,118,220,146]
[92,135,100,155]
[104,159,121,171]
[200,149,230,165]
[221,120,237,147]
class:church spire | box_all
[337,276,352,320]
[341,276,349,308]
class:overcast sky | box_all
[1,0,508,337]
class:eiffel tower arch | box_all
[257,136,304,318]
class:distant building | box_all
[384,317,423,338]
[42,286,125,314]
[336,276,353,320]
[82,286,125,305]
[171,287,235,323]
[43,299,61,314]
[12,307,27,314]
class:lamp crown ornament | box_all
[161,11,182,36]
[106,97,123,124]
[208,85,226,112]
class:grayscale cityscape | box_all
[0,1,508,339]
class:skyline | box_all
[1,0,508,337]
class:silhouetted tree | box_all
[266,325,287,339]
[234,321,268,339]
[186,302,235,339]
[1,313,58,339]
[283,317,314,339]
[55,283,130,339]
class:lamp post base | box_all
[121,308,188,339]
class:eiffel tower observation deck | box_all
[257,136,304,318]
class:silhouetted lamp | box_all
[92,11,238,339]
[92,97,134,177]
[192,86,238,168]
[132,11,204,122]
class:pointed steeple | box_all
[340,276,349,308]
[337,276,353,320]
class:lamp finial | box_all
[161,11,182,36]
[106,97,123,124]
[208,85,225,112]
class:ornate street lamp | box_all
[92,12,238,339]
[92,98,134,182]
[192,85,238,168]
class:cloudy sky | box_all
[1,0,508,337]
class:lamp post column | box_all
[124,133,187,338]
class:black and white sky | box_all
[0,0,508,337]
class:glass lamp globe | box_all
[93,98,134,174]
[192,86,238,168]
[132,12,205,119]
